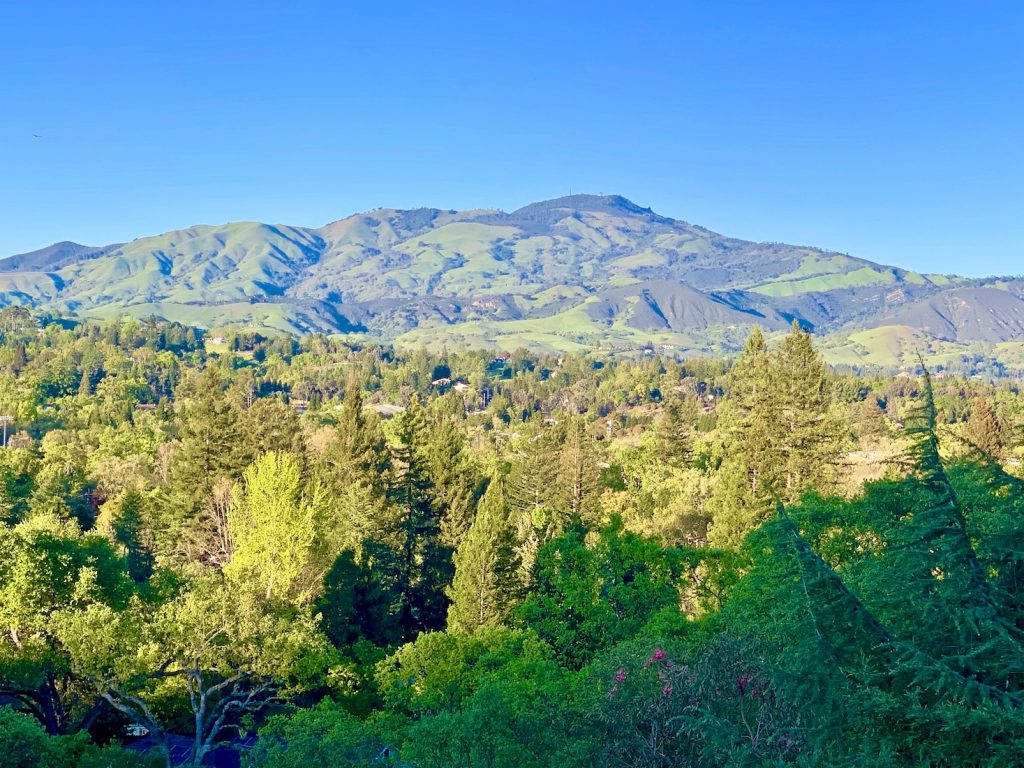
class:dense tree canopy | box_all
[2,312,1024,766]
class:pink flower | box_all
[662,684,673,697]
[614,667,627,684]
[644,648,667,669]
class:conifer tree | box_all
[555,416,601,527]
[858,393,887,438]
[709,324,841,547]
[157,369,247,565]
[322,381,392,496]
[708,327,778,547]
[446,475,521,633]
[240,397,305,461]
[108,491,153,583]
[506,423,561,517]
[419,400,481,548]
[887,372,1024,689]
[315,381,393,554]
[654,392,700,466]
[167,369,246,511]
[774,321,840,498]
[389,396,451,636]
[967,397,1004,458]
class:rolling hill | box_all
[1,194,1020,368]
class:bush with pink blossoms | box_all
[592,633,810,767]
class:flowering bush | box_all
[594,634,808,767]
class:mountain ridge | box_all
[2,194,1019,367]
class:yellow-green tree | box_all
[225,451,324,605]
[446,475,520,633]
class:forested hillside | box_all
[2,304,1024,767]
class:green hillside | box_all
[0,194,1018,368]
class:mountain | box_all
[880,286,1024,343]
[1,194,1020,366]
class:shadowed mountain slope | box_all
[1,195,1017,361]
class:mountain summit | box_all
[1,195,1021,363]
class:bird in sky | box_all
[32,134,41,139]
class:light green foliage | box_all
[56,575,333,768]
[708,324,844,547]
[4,312,1024,766]
[248,701,381,768]
[375,627,557,718]
[226,451,324,605]
[446,476,520,633]
[0,514,132,735]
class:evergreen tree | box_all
[506,424,567,583]
[389,396,451,636]
[240,397,306,461]
[315,381,392,555]
[967,397,1004,458]
[858,393,887,438]
[709,324,840,547]
[446,475,521,633]
[555,416,601,526]
[708,327,778,547]
[318,381,391,496]
[653,392,700,466]
[774,321,840,498]
[167,369,246,510]
[158,369,246,565]
[885,373,1024,690]
[108,491,153,583]
[420,401,481,548]
[317,549,401,647]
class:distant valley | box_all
[2,194,1022,371]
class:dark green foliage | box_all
[0,707,148,768]
[519,522,684,669]
[967,396,1005,458]
[317,550,400,647]
[389,397,452,637]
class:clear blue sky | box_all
[1,1,1021,276]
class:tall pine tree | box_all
[389,396,451,636]
[446,474,521,633]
